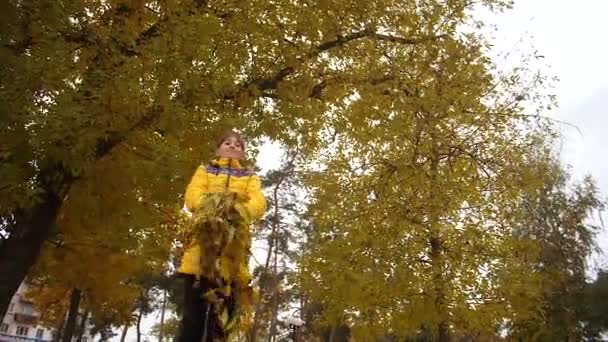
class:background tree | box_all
[150,316,180,342]
[248,150,306,342]
[298,6,558,340]
[507,156,605,341]
[581,269,608,339]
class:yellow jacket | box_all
[178,158,266,275]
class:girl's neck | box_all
[211,157,243,168]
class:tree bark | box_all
[158,290,167,342]
[0,192,63,318]
[428,131,450,342]
[120,323,129,342]
[250,161,294,342]
[249,225,275,342]
[76,309,90,342]
[267,242,280,342]
[53,308,66,342]
[62,288,82,342]
[136,312,143,342]
[328,327,335,342]
[323,325,349,342]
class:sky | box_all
[116,2,608,340]
[480,0,608,272]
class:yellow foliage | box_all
[0,0,558,339]
[184,193,255,337]
[298,4,557,338]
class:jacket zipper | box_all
[225,158,232,192]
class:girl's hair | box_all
[216,130,246,151]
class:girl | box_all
[178,131,266,341]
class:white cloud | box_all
[482,0,608,271]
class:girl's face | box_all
[215,136,245,160]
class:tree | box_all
[88,314,117,342]
[248,150,304,342]
[2,0,472,316]
[25,265,138,341]
[507,157,605,341]
[61,288,82,342]
[131,273,169,342]
[581,270,608,339]
[299,5,558,340]
[75,307,91,342]
[23,212,173,340]
[156,289,168,342]
[150,316,180,342]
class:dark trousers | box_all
[178,275,224,342]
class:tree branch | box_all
[249,30,445,93]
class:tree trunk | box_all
[0,88,159,317]
[136,312,143,342]
[76,309,90,342]
[328,327,335,342]
[53,309,67,342]
[62,288,82,342]
[0,192,63,317]
[250,169,289,342]
[120,323,130,342]
[249,231,275,342]
[437,320,450,342]
[267,242,280,342]
[323,325,349,342]
[428,132,450,342]
[158,290,167,342]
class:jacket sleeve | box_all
[184,165,208,212]
[244,175,266,221]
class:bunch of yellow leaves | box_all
[189,193,255,336]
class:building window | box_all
[8,303,14,313]
[21,303,33,315]
[0,323,9,333]
[16,326,29,336]
[82,337,87,342]
[36,328,44,338]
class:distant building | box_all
[1,283,94,342]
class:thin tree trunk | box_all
[120,323,130,342]
[428,131,449,342]
[328,327,335,342]
[62,288,82,342]
[267,241,280,342]
[250,161,294,342]
[53,309,66,342]
[249,226,275,342]
[268,172,287,342]
[250,255,271,341]
[136,311,143,342]
[158,290,167,342]
[76,309,90,342]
